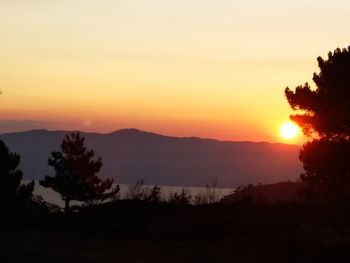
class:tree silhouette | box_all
[299,138,350,198]
[168,189,192,205]
[193,176,221,204]
[285,47,350,199]
[40,132,119,213]
[0,140,34,209]
[125,179,148,200]
[285,47,350,139]
[124,179,162,202]
[145,185,162,202]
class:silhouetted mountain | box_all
[0,129,303,187]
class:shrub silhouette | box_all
[40,132,119,213]
[285,47,350,200]
[194,176,221,204]
[145,185,162,202]
[124,179,148,200]
[0,140,34,210]
[125,179,162,202]
[168,189,192,205]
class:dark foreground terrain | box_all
[2,201,350,263]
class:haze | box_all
[1,0,349,142]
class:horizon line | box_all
[0,128,300,146]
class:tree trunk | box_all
[64,199,71,214]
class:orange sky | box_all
[1,1,349,143]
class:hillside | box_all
[0,129,303,187]
[221,182,304,204]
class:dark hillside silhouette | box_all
[0,129,302,187]
[285,47,350,200]
[221,182,304,204]
[40,132,119,213]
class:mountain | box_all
[0,129,303,188]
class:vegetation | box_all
[0,140,34,211]
[124,180,167,202]
[40,132,119,213]
[144,185,162,202]
[3,201,350,263]
[285,47,350,200]
[193,176,221,204]
[168,189,192,205]
[124,179,150,201]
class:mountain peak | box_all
[110,128,145,134]
[109,128,165,138]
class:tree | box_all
[40,132,119,213]
[285,47,350,199]
[168,189,192,205]
[144,185,162,203]
[0,140,34,209]
[193,176,221,205]
[124,179,162,202]
[285,47,350,139]
[124,179,148,200]
[299,138,350,198]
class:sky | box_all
[0,0,349,143]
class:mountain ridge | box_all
[0,128,303,187]
[0,128,299,146]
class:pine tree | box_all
[285,47,350,199]
[40,132,119,213]
[0,140,34,209]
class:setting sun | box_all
[280,122,299,139]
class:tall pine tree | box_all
[285,47,350,199]
[40,132,119,213]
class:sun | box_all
[280,122,299,139]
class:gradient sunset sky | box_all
[0,1,349,143]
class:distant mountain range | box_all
[0,129,303,188]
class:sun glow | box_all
[280,122,299,139]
